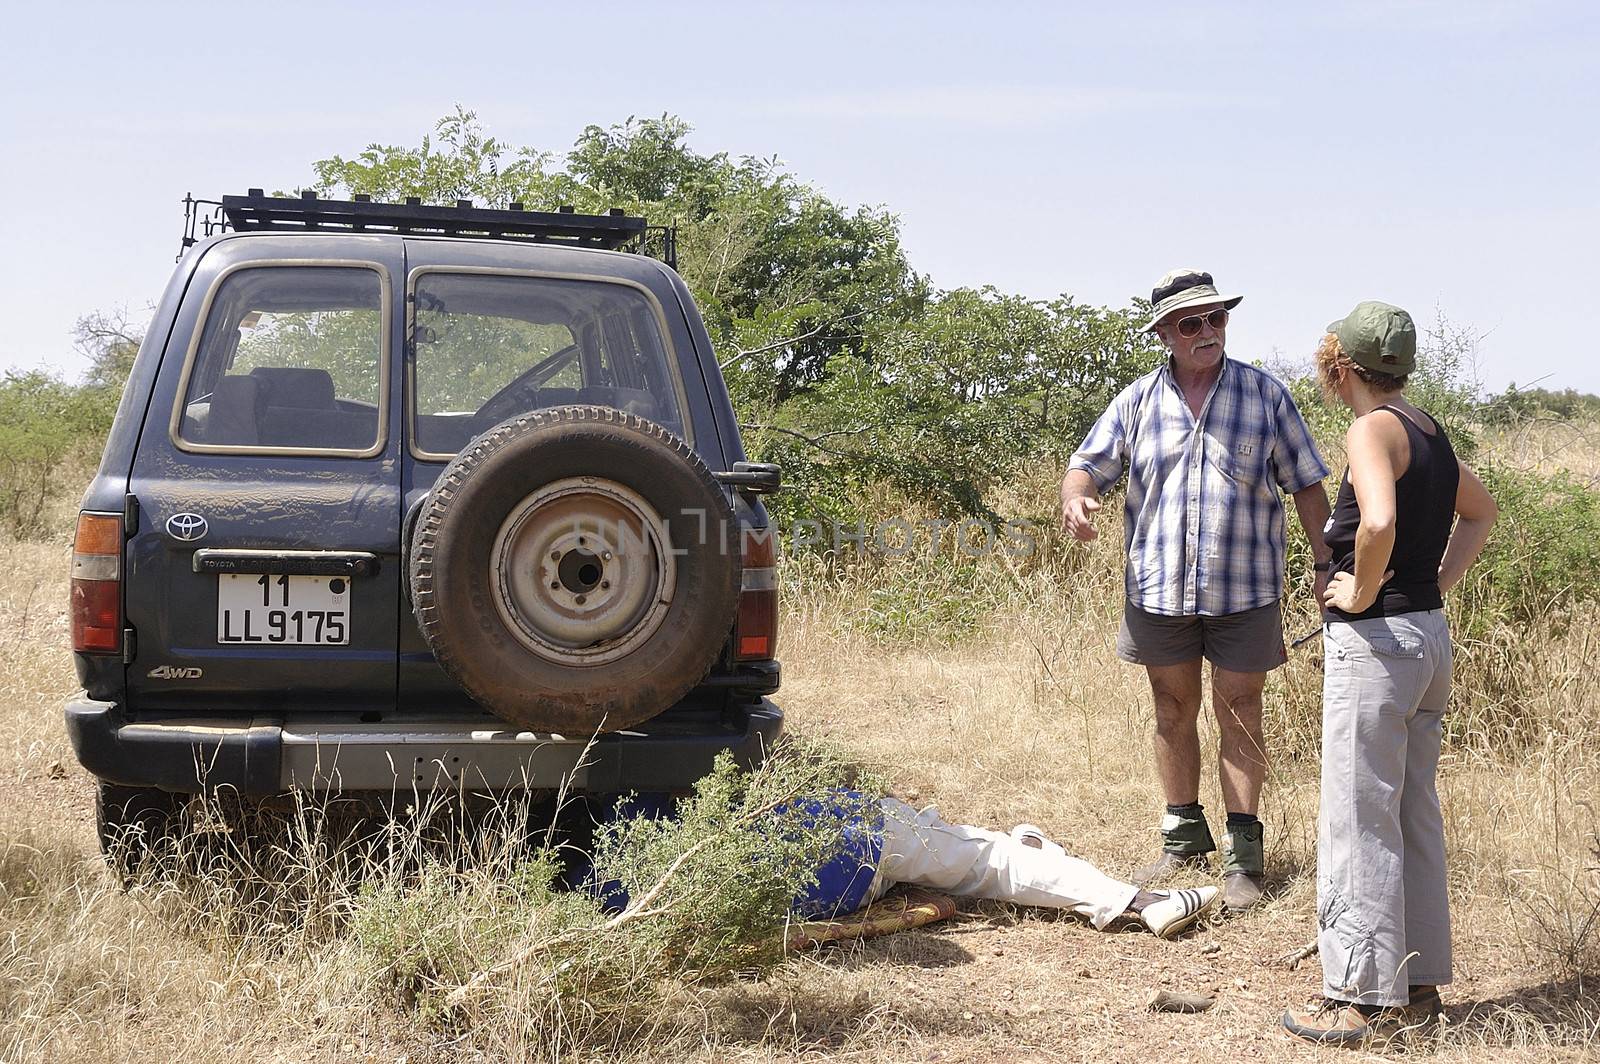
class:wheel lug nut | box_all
[602,551,612,561]
[601,580,610,589]
[575,594,587,605]
[550,550,561,560]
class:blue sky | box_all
[2,1,1595,392]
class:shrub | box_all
[343,743,880,1055]
[0,371,112,537]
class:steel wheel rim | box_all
[491,477,674,666]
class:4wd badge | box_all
[148,665,203,680]
[167,512,208,541]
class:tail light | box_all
[71,512,122,654]
[734,526,778,661]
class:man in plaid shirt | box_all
[1061,268,1332,912]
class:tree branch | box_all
[719,319,832,372]
[738,423,873,459]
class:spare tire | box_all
[410,406,740,733]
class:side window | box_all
[177,266,385,453]
[411,273,685,457]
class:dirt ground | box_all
[4,531,1598,1062]
[6,762,1593,1064]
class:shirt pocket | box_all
[1212,438,1268,488]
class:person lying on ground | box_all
[592,791,1221,940]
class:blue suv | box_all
[66,192,782,850]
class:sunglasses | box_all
[1173,307,1229,338]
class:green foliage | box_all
[306,110,1164,524]
[853,553,1019,644]
[755,291,1161,529]
[1483,384,1600,425]
[589,747,882,975]
[1456,464,1600,639]
[73,310,141,396]
[311,109,925,405]
[309,105,566,211]
[343,742,880,1051]
[230,306,383,405]
[350,855,581,1013]
[0,371,109,536]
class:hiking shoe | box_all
[1132,850,1211,886]
[1395,987,1445,1040]
[1222,871,1265,911]
[1132,809,1216,886]
[1221,821,1265,911]
[1138,886,1220,939]
[1282,996,1419,1048]
[1406,986,1444,1021]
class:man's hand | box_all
[1062,495,1101,541]
[1060,469,1103,542]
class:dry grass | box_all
[3,447,1600,1061]
[1480,418,1600,487]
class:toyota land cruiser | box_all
[65,191,783,849]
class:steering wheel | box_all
[475,344,581,423]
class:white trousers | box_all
[866,798,1138,930]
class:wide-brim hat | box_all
[1142,268,1243,333]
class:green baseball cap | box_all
[1327,301,1417,375]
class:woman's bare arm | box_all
[1332,414,1403,612]
[1438,462,1498,594]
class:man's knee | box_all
[1211,669,1266,732]
[1151,687,1201,735]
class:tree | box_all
[74,309,143,396]
[310,109,924,404]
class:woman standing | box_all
[1282,302,1498,1047]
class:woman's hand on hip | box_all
[1323,569,1394,614]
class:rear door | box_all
[397,244,710,709]
[123,237,404,715]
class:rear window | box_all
[410,272,687,457]
[175,265,387,455]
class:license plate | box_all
[217,574,351,644]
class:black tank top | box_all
[1325,405,1459,621]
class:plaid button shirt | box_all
[1069,357,1328,617]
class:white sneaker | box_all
[1139,886,1220,939]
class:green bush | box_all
[1455,463,1600,640]
[346,743,881,1050]
[0,371,114,537]
[852,554,1019,645]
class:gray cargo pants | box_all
[1318,610,1453,1007]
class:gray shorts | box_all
[1116,599,1287,673]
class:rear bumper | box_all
[64,696,783,796]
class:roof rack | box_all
[179,190,676,268]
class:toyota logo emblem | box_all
[166,512,208,542]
